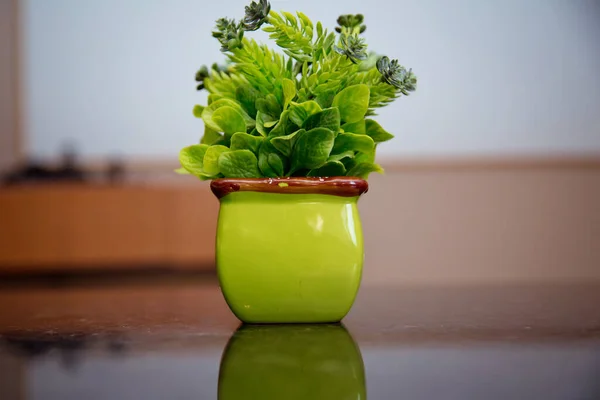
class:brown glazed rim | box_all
[210,177,368,199]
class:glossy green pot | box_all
[211,177,368,323]
[218,324,366,399]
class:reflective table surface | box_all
[0,274,599,399]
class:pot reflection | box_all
[218,324,366,400]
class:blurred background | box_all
[0,0,599,282]
[1,1,600,399]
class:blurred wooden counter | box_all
[0,183,218,272]
[1,161,599,282]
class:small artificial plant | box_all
[178,0,417,179]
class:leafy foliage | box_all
[179,1,418,179]
[263,11,315,62]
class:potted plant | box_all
[178,0,417,323]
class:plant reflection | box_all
[218,324,366,399]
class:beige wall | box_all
[0,0,19,173]
[2,164,598,286]
[360,166,600,285]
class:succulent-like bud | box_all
[376,56,417,93]
[336,14,366,34]
[243,0,271,31]
[212,18,244,52]
[334,35,368,63]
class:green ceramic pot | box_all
[211,177,368,323]
[218,324,366,399]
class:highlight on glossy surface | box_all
[218,324,366,400]
[210,177,369,199]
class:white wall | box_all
[21,0,600,160]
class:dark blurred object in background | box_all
[2,143,87,185]
[1,143,127,186]
[106,157,126,184]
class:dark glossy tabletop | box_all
[0,274,599,400]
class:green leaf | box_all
[203,145,230,176]
[200,127,223,145]
[264,11,314,62]
[346,162,384,178]
[258,140,284,178]
[268,153,285,176]
[282,78,297,109]
[332,132,375,154]
[271,129,303,157]
[178,144,209,177]
[193,105,204,118]
[236,86,259,117]
[256,111,277,136]
[207,94,223,105]
[332,84,370,123]
[328,150,354,162]
[308,161,346,177]
[218,150,261,178]
[302,107,341,133]
[174,167,190,175]
[356,147,376,163]
[282,11,297,26]
[269,110,298,137]
[256,111,270,136]
[344,148,376,172]
[230,132,263,154]
[342,156,357,171]
[288,101,322,127]
[315,92,335,109]
[291,127,335,172]
[202,99,253,132]
[256,94,282,118]
[212,136,230,146]
[323,32,336,52]
[212,106,247,136]
[365,119,394,142]
[341,120,366,134]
